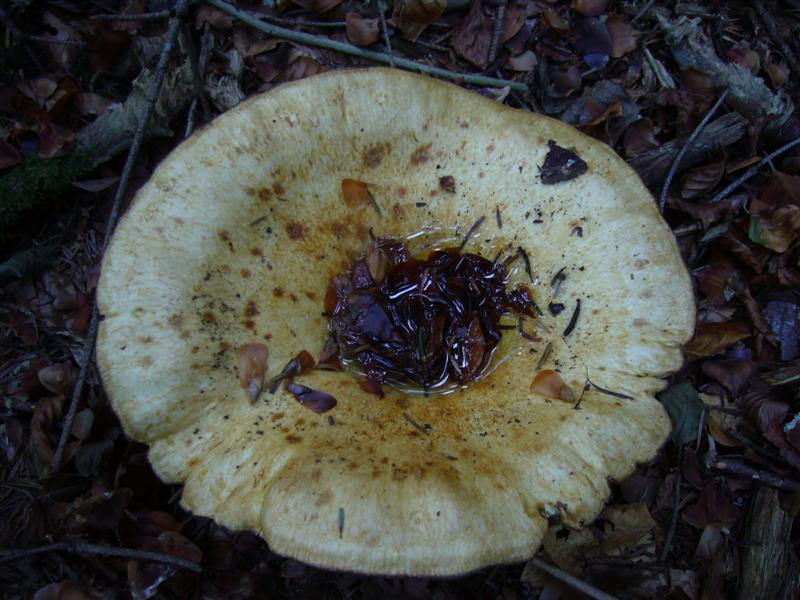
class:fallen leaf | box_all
[701,359,755,396]
[682,482,739,529]
[571,0,608,17]
[232,29,280,58]
[623,118,660,157]
[530,369,575,401]
[766,60,789,88]
[695,523,724,562]
[37,122,75,159]
[452,0,493,69]
[195,5,235,29]
[346,12,380,47]
[599,503,659,556]
[38,361,78,395]
[283,48,326,82]
[389,0,446,42]
[543,7,569,31]
[33,581,107,600]
[0,244,60,286]
[762,301,800,360]
[508,50,538,71]
[2,418,24,462]
[684,321,751,358]
[607,15,639,57]
[236,343,268,402]
[726,43,760,74]
[292,0,343,14]
[681,155,726,198]
[75,439,115,477]
[573,17,611,70]
[71,176,119,192]
[658,383,705,444]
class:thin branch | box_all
[49,0,193,475]
[262,14,347,28]
[487,0,507,66]
[752,0,800,83]
[527,557,619,600]
[205,0,528,91]
[90,10,171,21]
[0,541,201,572]
[709,136,800,203]
[376,0,394,66]
[184,22,212,138]
[713,461,800,492]
[658,87,729,213]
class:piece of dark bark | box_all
[737,486,800,600]
[656,14,794,136]
[76,34,196,165]
[628,113,748,186]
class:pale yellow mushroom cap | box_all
[96,68,694,576]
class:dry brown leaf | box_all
[543,8,569,31]
[346,12,380,47]
[74,92,113,117]
[766,60,789,88]
[681,155,726,199]
[452,0,494,69]
[699,393,741,447]
[389,0,446,42]
[292,0,343,14]
[194,5,235,29]
[571,0,608,17]
[607,15,639,58]
[623,118,660,157]
[684,321,751,357]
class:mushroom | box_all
[96,69,694,576]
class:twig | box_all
[0,541,201,572]
[205,0,528,91]
[725,428,792,467]
[527,557,619,600]
[261,15,347,28]
[90,10,171,21]
[487,0,507,66]
[49,0,193,476]
[709,136,800,203]
[184,22,212,138]
[659,444,684,562]
[752,0,800,83]
[376,0,394,66]
[658,87,729,213]
[713,460,800,492]
[632,0,656,23]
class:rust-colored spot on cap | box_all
[286,222,307,240]
[410,143,432,165]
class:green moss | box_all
[0,148,94,241]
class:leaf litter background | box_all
[1,0,800,598]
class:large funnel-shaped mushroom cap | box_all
[97,68,694,576]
